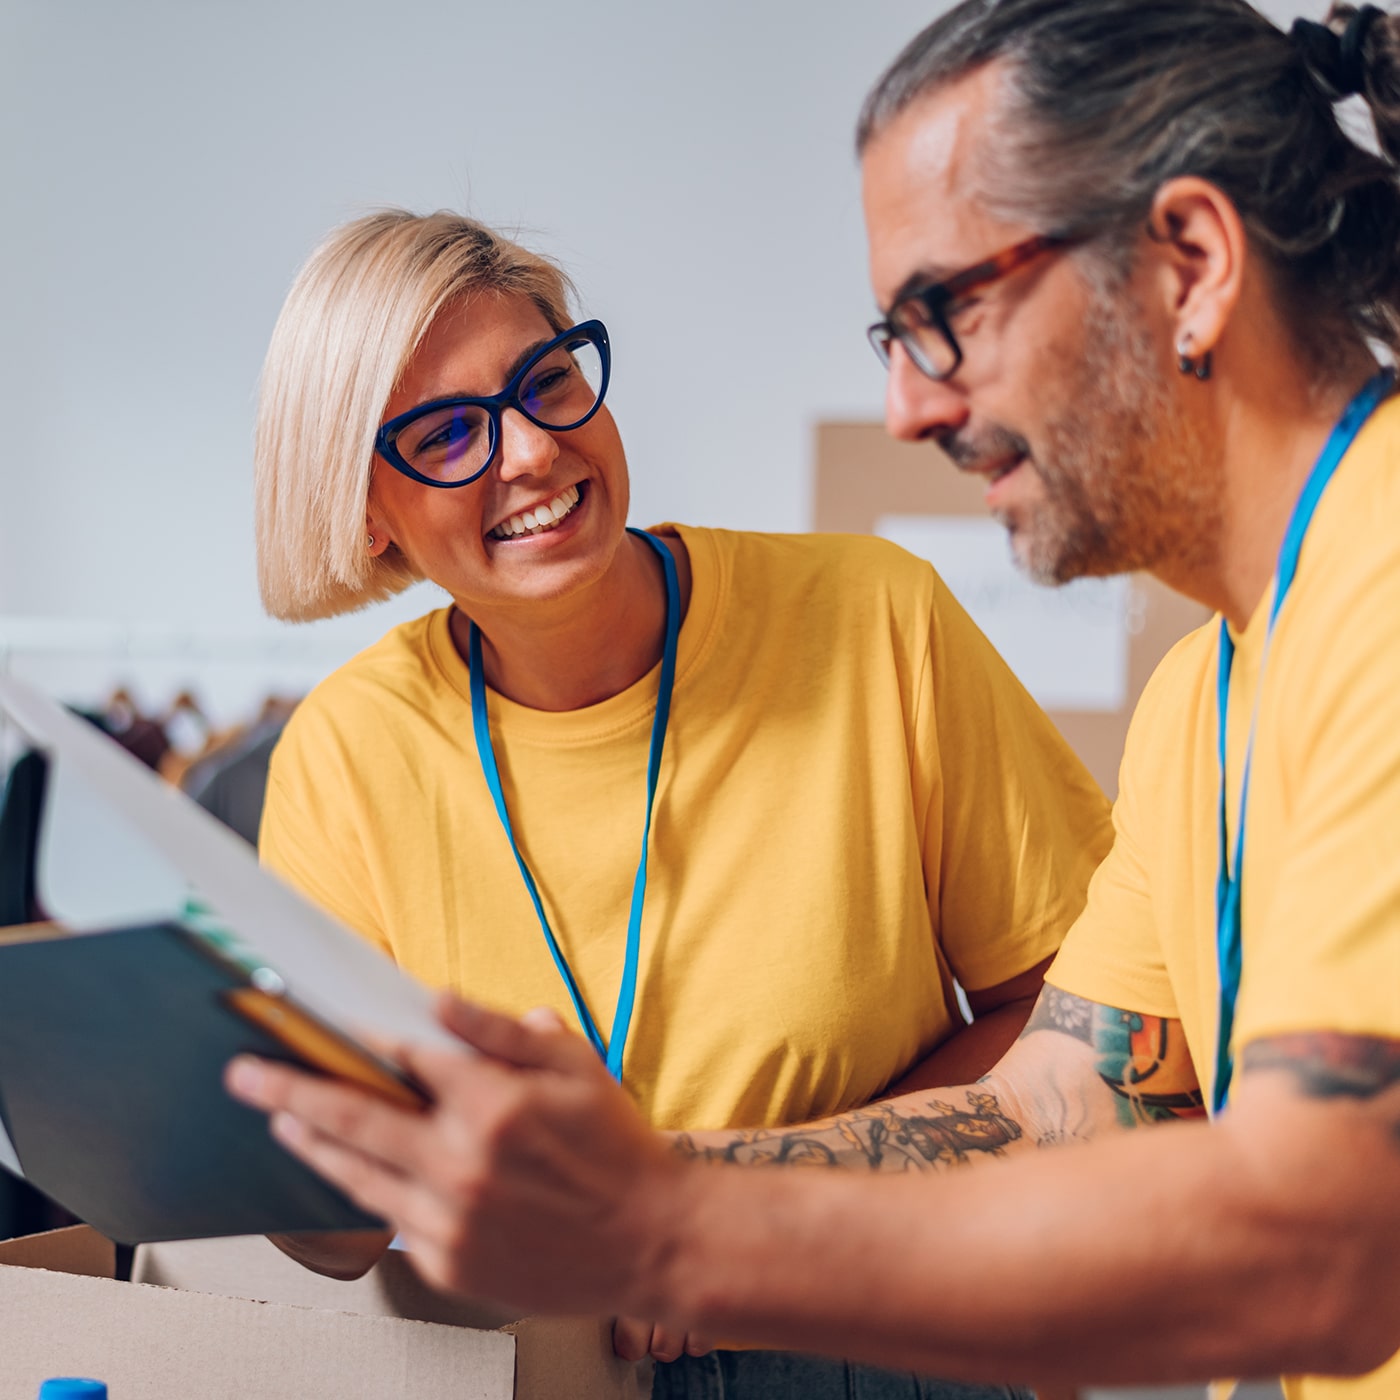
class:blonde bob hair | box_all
[255,210,576,621]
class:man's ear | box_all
[1144,176,1247,358]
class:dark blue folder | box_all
[0,919,384,1244]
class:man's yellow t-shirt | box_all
[1049,397,1400,1399]
[262,525,1110,1132]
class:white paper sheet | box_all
[0,675,460,1060]
[877,515,1130,712]
[39,750,193,928]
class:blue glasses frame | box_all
[374,319,611,489]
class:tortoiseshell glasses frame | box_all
[867,232,1085,381]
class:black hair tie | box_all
[1291,5,1386,97]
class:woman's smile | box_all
[487,481,586,543]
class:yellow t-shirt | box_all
[262,525,1111,1131]
[1048,397,1400,1399]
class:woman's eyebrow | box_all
[418,337,553,404]
[501,337,553,385]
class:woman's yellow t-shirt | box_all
[261,526,1111,1131]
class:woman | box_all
[252,209,1110,1398]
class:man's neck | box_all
[1163,357,1383,631]
[451,530,692,712]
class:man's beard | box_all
[945,277,1218,587]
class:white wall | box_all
[0,0,1320,696]
[0,1,944,653]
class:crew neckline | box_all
[1226,577,1276,651]
[425,522,725,747]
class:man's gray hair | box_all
[858,0,1400,362]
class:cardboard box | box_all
[814,422,1211,797]
[0,1226,650,1399]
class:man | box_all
[227,1,1400,1394]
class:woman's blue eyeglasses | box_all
[375,320,611,488]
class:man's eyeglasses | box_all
[376,320,611,488]
[867,234,1081,381]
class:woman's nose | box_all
[883,344,970,444]
[495,408,560,480]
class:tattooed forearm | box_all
[674,994,1208,1173]
[672,1090,1023,1173]
[1023,986,1097,1044]
[1095,1006,1207,1124]
[1242,1033,1400,1100]
[1021,988,1205,1128]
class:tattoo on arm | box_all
[1242,1033,1400,1100]
[672,990,1206,1174]
[672,1090,1023,1173]
[1242,1033,1400,1148]
[1022,988,1205,1127]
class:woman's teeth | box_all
[489,484,582,541]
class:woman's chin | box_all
[465,486,631,610]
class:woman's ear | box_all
[1144,176,1246,360]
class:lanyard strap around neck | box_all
[468,527,681,1083]
[1212,370,1394,1113]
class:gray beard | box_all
[998,279,1219,587]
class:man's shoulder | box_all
[1301,393,1400,609]
[1119,617,1219,767]
[1141,617,1219,696]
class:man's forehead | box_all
[861,64,1019,302]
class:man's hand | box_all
[225,996,687,1318]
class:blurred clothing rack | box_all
[0,616,382,732]
[0,617,363,667]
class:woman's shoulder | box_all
[672,524,935,598]
[280,608,455,749]
[657,526,939,679]
[266,610,461,825]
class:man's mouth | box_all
[940,428,1031,487]
[987,456,1024,485]
[487,483,584,541]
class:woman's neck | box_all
[451,529,692,712]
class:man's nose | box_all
[883,344,970,444]
[496,408,560,480]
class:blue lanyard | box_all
[1212,370,1393,1113]
[468,527,680,1083]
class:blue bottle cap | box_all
[38,1382,108,1399]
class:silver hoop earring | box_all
[367,534,375,549]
